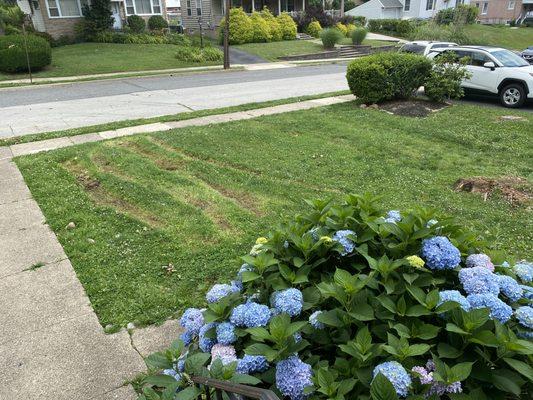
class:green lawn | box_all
[16,102,532,328]
[465,24,532,50]
[0,43,221,81]
[234,39,397,61]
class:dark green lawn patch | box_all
[16,102,533,328]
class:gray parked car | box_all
[520,46,533,64]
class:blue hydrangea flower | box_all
[237,263,253,280]
[426,219,438,228]
[515,306,533,329]
[501,261,510,268]
[236,355,269,374]
[332,229,356,256]
[216,322,237,345]
[372,361,412,398]
[309,310,324,329]
[206,283,240,303]
[163,369,182,381]
[272,288,303,317]
[230,302,272,328]
[308,227,320,241]
[459,267,499,296]
[384,210,401,223]
[293,332,302,343]
[465,254,494,272]
[467,293,513,324]
[521,285,533,301]
[497,275,523,302]
[179,308,204,335]
[231,279,243,291]
[275,356,313,400]
[210,344,237,367]
[514,262,533,283]
[199,322,218,353]
[420,236,461,270]
[180,330,194,346]
[518,331,533,340]
[438,290,470,311]
[176,358,186,373]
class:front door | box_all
[111,2,122,30]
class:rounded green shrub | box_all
[250,12,272,43]
[345,23,357,37]
[320,27,343,49]
[0,34,51,73]
[218,8,254,44]
[148,15,168,31]
[351,27,367,45]
[127,15,146,33]
[277,12,297,40]
[346,52,432,103]
[335,22,348,37]
[176,46,223,63]
[141,194,533,400]
[261,7,282,41]
[306,20,322,38]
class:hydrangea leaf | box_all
[437,343,462,359]
[145,352,173,370]
[469,330,499,348]
[370,373,399,400]
[503,357,533,382]
[174,386,203,400]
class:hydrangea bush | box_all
[139,194,532,400]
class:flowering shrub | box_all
[139,195,532,400]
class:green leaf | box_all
[349,303,375,321]
[231,374,262,385]
[445,323,470,336]
[143,374,179,387]
[246,327,271,341]
[241,271,260,283]
[142,387,161,400]
[184,353,211,374]
[270,313,290,341]
[449,362,474,382]
[175,386,202,400]
[425,289,440,310]
[245,343,278,361]
[317,309,344,327]
[337,378,357,396]
[370,373,399,400]
[406,343,431,357]
[437,343,462,359]
[469,330,498,348]
[492,370,523,395]
[405,305,431,317]
[406,286,426,306]
[503,358,533,382]
[145,352,172,370]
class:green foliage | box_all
[218,7,254,45]
[409,21,469,44]
[93,31,191,46]
[436,4,479,25]
[148,15,168,31]
[127,14,146,33]
[306,20,322,38]
[345,23,356,38]
[0,1,23,32]
[141,195,533,399]
[81,0,114,37]
[424,51,472,102]
[346,52,432,103]
[335,22,348,37]
[320,27,343,49]
[367,19,414,37]
[277,12,297,40]
[175,46,223,63]
[351,27,367,45]
[0,34,51,73]
[250,12,272,43]
[261,7,282,41]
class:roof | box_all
[379,0,404,8]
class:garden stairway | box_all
[296,32,315,40]
[338,45,372,58]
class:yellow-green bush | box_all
[261,7,282,41]
[345,23,356,38]
[218,8,253,44]
[277,12,297,40]
[250,12,272,42]
[306,20,322,38]
[335,22,348,37]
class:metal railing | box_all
[190,376,280,400]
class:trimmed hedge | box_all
[346,52,432,103]
[306,20,322,38]
[261,7,282,42]
[148,15,168,31]
[250,12,272,42]
[93,31,191,45]
[367,18,414,37]
[218,8,254,44]
[176,46,223,63]
[127,15,146,33]
[277,12,297,40]
[0,34,52,73]
[335,22,348,37]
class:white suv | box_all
[400,41,458,56]
[427,46,533,108]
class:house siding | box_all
[347,0,472,19]
[474,0,523,23]
[181,0,217,33]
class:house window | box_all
[508,1,515,10]
[46,0,84,17]
[124,0,163,15]
[481,2,488,14]
[425,0,435,10]
[186,0,192,16]
[404,0,410,11]
[196,0,202,15]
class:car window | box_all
[430,43,455,50]
[470,52,492,67]
[490,49,530,67]
[400,43,426,54]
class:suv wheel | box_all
[499,83,526,108]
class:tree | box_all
[82,0,113,36]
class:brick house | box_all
[473,0,533,24]
[17,0,167,38]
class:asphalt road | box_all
[0,63,349,138]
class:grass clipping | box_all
[454,176,532,207]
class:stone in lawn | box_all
[127,322,135,330]
[66,222,76,229]
[499,115,526,121]
[87,238,95,244]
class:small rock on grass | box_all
[66,222,76,229]
[127,322,135,330]
[87,238,95,244]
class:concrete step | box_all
[296,33,314,40]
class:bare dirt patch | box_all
[370,100,448,117]
[454,176,532,207]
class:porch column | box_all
[222,0,225,14]
[252,0,255,12]
[278,0,281,15]
[302,0,305,12]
